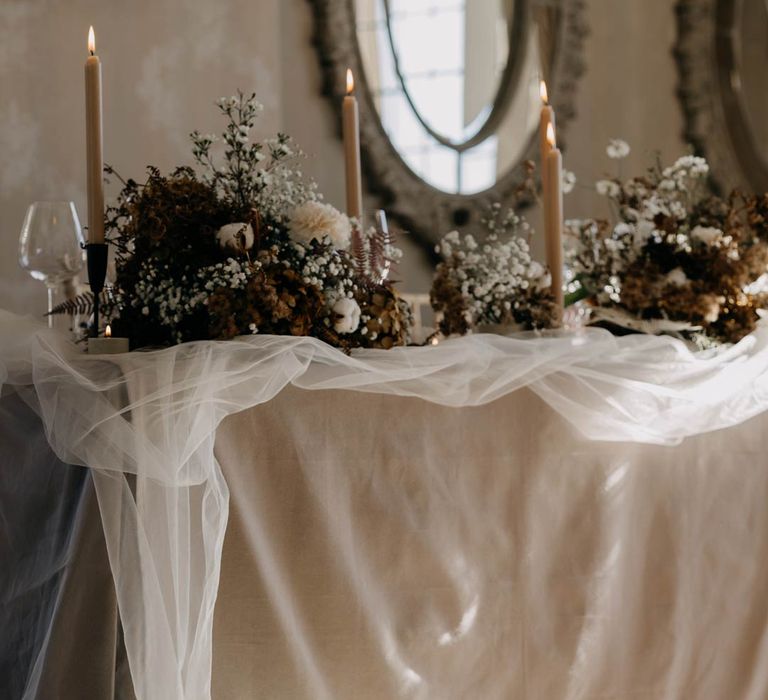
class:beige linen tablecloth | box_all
[211,385,768,700]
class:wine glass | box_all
[18,201,85,327]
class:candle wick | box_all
[89,49,94,56]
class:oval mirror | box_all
[312,0,588,250]
[676,0,768,193]
[356,0,530,195]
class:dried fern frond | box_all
[350,223,369,282]
[367,210,400,285]
[47,289,114,316]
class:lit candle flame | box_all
[346,68,354,95]
[546,122,556,148]
[105,323,112,338]
[539,80,548,105]
[88,26,95,55]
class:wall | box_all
[0,0,289,316]
[0,0,686,316]
[564,0,686,222]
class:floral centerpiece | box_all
[62,93,411,351]
[566,143,768,346]
[430,201,556,336]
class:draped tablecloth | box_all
[3,309,768,699]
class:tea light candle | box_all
[88,324,129,354]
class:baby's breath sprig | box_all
[191,92,317,220]
[430,205,555,335]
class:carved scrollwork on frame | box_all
[675,0,768,194]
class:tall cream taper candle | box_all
[85,26,105,244]
[543,122,564,324]
[538,80,555,172]
[342,68,363,222]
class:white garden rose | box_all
[666,267,688,287]
[527,260,544,279]
[332,297,361,334]
[527,260,551,290]
[666,155,709,178]
[690,225,722,246]
[596,179,620,198]
[614,222,632,238]
[633,220,656,250]
[288,201,352,250]
[704,299,721,323]
[606,139,630,159]
[216,223,254,251]
[535,271,552,291]
[562,170,576,194]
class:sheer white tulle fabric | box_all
[3,309,768,699]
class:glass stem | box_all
[47,286,54,329]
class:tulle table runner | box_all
[3,309,768,698]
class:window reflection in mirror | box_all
[356,0,542,194]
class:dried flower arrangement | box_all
[430,201,556,336]
[60,93,411,351]
[566,142,768,346]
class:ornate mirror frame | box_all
[675,0,768,194]
[310,0,588,252]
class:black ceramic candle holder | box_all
[85,242,108,338]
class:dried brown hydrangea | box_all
[356,286,412,349]
[567,151,768,345]
[208,264,326,340]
